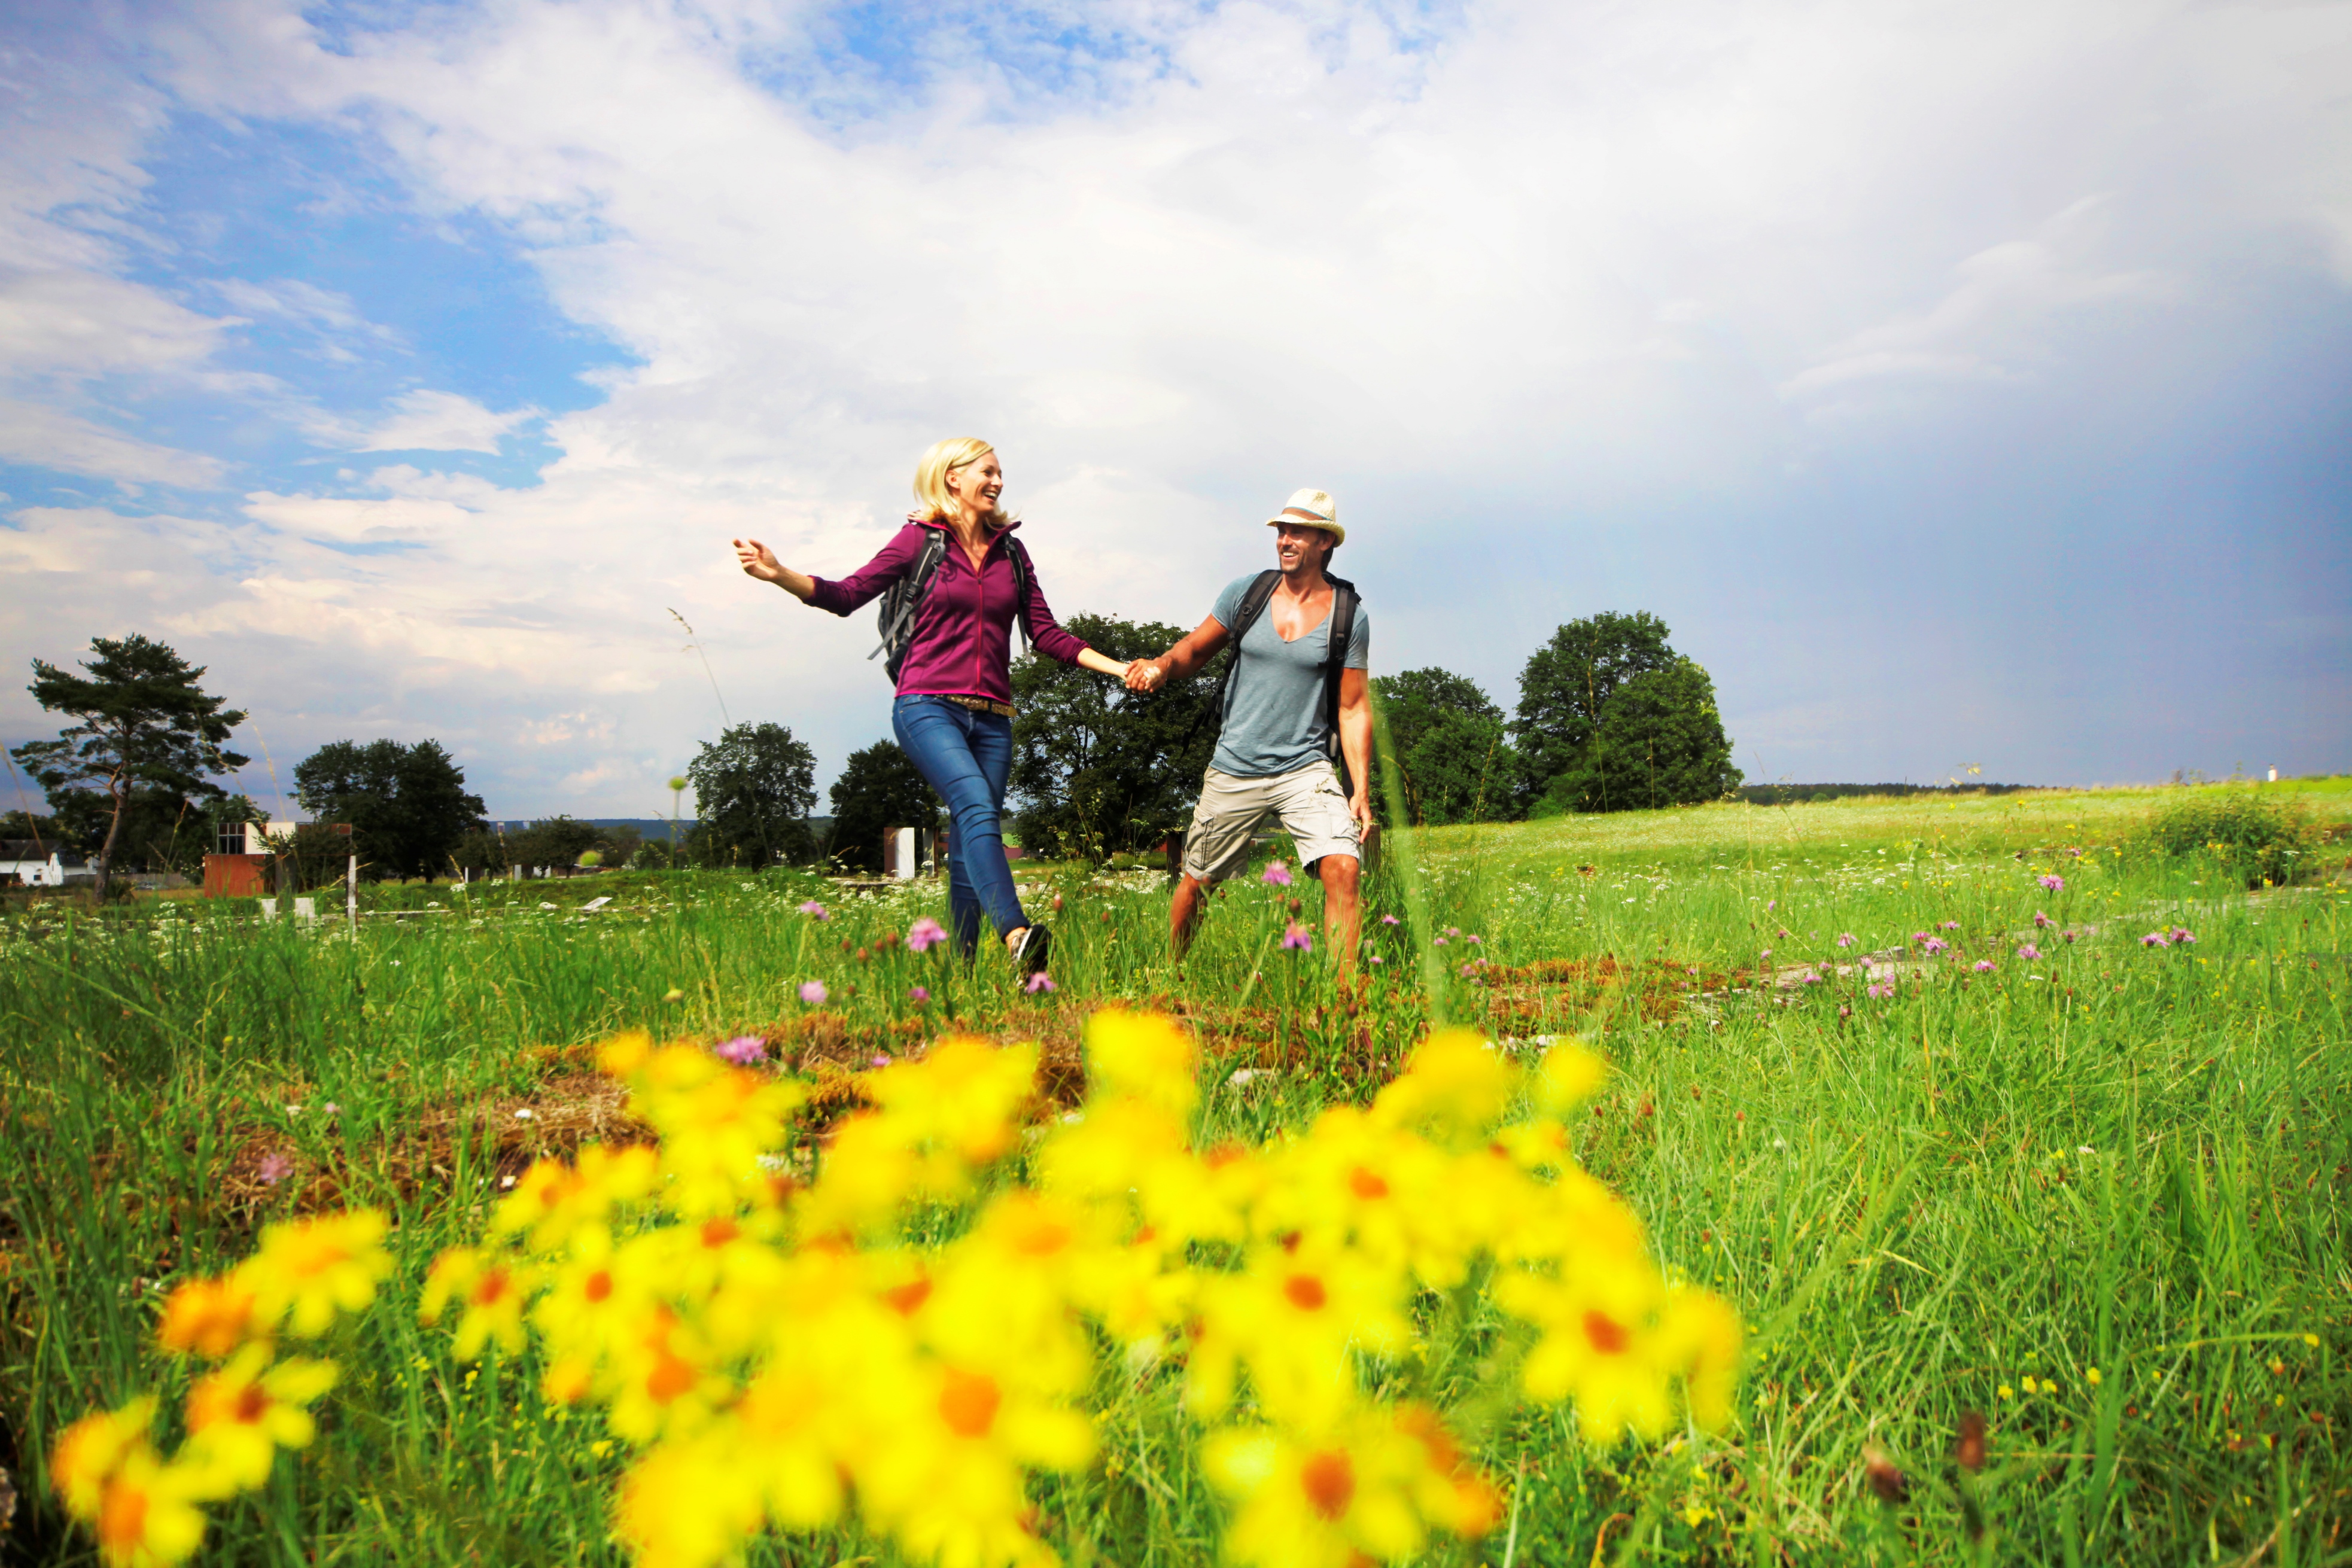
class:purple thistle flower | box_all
[1369,954,1386,965]
[906,917,948,953]
[1920,937,1951,956]
[1766,899,1776,911]
[1460,961,1479,978]
[1465,933,1481,945]
[1837,1004,1853,1019]
[871,1053,893,1068]
[1446,927,1461,938]
[714,1034,766,1065]
[2169,927,2196,945]
[1972,960,1995,973]
[2034,910,2053,928]
[798,900,829,920]
[1802,970,1823,985]
[2062,928,2078,943]
[2038,874,2065,893]
[1866,983,1893,1000]
[1836,933,1857,949]
[2016,943,2041,961]
[1760,948,1772,961]
[1379,913,1399,926]
[1940,921,1960,931]
[909,985,930,1003]
[1280,921,1313,952]
[1024,972,1057,994]
[257,1152,293,1186]
[2140,931,2169,948]
[799,979,829,1004]
[1261,861,1292,887]
[1433,936,1449,947]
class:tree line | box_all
[7,611,1735,884]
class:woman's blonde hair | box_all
[912,437,997,521]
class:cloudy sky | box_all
[3,0,2348,820]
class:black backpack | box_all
[1213,568,1361,766]
[869,528,1034,681]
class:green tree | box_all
[506,816,603,872]
[827,741,942,873]
[292,739,486,881]
[1371,668,1516,826]
[11,634,248,886]
[1533,657,1741,814]
[1010,613,1228,863]
[687,722,818,867]
[1510,611,1677,810]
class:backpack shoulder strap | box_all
[1320,575,1359,761]
[1213,570,1284,721]
[1005,534,1035,652]
[869,528,951,662]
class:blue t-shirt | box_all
[1209,574,1372,778]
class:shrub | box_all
[2145,787,2315,885]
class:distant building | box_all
[0,839,89,887]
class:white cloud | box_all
[0,398,225,486]
[352,389,539,453]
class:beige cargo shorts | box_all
[1181,760,1361,884]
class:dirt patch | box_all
[1477,954,1715,1028]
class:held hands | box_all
[1124,660,1167,693]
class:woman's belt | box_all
[929,693,1017,718]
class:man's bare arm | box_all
[1337,666,1374,826]
[1127,614,1231,691]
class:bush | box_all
[2145,787,2316,885]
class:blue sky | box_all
[2,0,2347,820]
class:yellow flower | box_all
[492,1144,659,1254]
[235,1209,392,1338]
[1084,1007,1198,1119]
[51,1397,158,1523]
[1998,1383,2015,1400]
[50,1402,206,1567]
[180,1345,339,1497]
[1529,1039,1608,1115]
[419,1247,537,1360]
[615,1427,765,1568]
[155,1275,261,1359]
[1371,1029,1516,1144]
[1203,1402,1499,1568]
[2086,1366,2103,1387]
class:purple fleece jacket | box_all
[806,516,1091,704]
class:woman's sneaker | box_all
[1010,924,1052,976]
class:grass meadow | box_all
[3,780,2348,1566]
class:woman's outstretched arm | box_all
[735,538,817,602]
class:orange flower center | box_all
[701,1217,740,1249]
[1300,1451,1355,1520]
[1348,1167,1389,1199]
[233,1384,271,1424]
[1581,1310,1629,1355]
[585,1270,614,1303]
[882,1278,932,1315]
[469,1268,511,1308]
[939,1369,1001,1438]
[1284,1274,1328,1311]
[98,1481,148,1549]
[646,1351,696,1403]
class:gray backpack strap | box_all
[1213,570,1284,723]
[1320,575,1358,761]
[1004,534,1036,655]
[872,528,951,674]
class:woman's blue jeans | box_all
[891,695,1027,955]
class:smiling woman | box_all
[733,440,1134,969]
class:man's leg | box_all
[1172,769,1269,960]
[1315,852,1361,969]
[1171,873,1209,957]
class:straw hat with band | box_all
[1267,488,1343,544]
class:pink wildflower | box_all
[1866,983,1893,1000]
[1972,960,1995,973]
[2038,874,2065,893]
[909,986,929,1003]
[2016,943,2041,961]
[2169,927,2196,945]
[714,1035,766,1065]
[1261,861,1292,887]
[799,980,829,1004]
[257,1152,293,1186]
[1940,920,1960,931]
[798,900,829,920]
[906,917,948,952]
[1920,937,1951,956]
[1024,972,1057,994]
[1836,933,1857,949]
[1379,913,1399,925]
[1280,921,1313,953]
[2034,910,2053,928]
[2140,931,2168,948]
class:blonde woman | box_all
[734,439,1128,971]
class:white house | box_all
[0,839,87,887]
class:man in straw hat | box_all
[1127,489,1372,964]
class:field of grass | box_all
[2,781,2348,1565]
